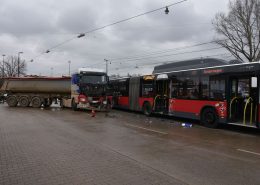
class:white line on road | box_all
[237,149,260,156]
[124,123,168,135]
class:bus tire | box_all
[201,107,219,128]
[31,97,42,108]
[72,99,78,111]
[19,96,30,107]
[6,95,18,107]
[143,102,152,116]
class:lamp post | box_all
[17,52,23,77]
[68,60,71,76]
[104,59,108,75]
[2,54,5,78]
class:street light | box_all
[165,6,169,14]
[2,54,5,78]
[104,59,109,75]
[68,60,71,76]
[17,52,23,77]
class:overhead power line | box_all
[31,0,188,61]
[109,52,233,73]
[108,40,223,62]
[84,39,227,68]
[109,46,224,63]
[81,0,188,35]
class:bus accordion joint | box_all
[243,97,253,125]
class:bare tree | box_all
[213,0,260,62]
[0,56,27,77]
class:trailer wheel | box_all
[201,107,219,128]
[31,97,42,108]
[19,96,30,107]
[72,99,78,111]
[143,102,152,116]
[6,95,18,107]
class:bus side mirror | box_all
[251,77,257,88]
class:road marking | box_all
[237,149,260,156]
[124,123,168,135]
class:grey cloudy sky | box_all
[0,0,230,76]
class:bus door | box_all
[228,76,258,127]
[154,74,169,113]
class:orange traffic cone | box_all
[91,109,96,117]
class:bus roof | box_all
[153,58,228,74]
[153,60,260,75]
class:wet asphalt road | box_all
[0,104,260,185]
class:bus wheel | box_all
[72,99,78,111]
[19,96,30,107]
[143,102,152,116]
[201,108,219,128]
[6,95,18,107]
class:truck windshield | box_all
[79,75,107,84]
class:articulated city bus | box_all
[108,58,260,128]
[107,75,156,113]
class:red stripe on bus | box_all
[169,99,227,118]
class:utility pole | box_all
[17,52,23,77]
[104,59,108,75]
[2,54,5,78]
[68,60,71,76]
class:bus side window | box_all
[171,78,178,98]
[142,81,154,97]
[209,77,225,100]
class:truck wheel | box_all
[43,98,52,108]
[111,99,115,108]
[72,99,78,111]
[19,96,30,107]
[143,102,152,116]
[60,99,64,108]
[6,95,18,107]
[201,107,219,128]
[106,100,112,110]
[31,97,42,108]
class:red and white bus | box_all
[107,75,155,113]
[108,58,260,128]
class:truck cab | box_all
[62,68,109,111]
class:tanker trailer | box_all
[0,77,71,108]
[0,78,5,103]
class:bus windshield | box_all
[79,75,107,84]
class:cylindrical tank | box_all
[0,77,71,94]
